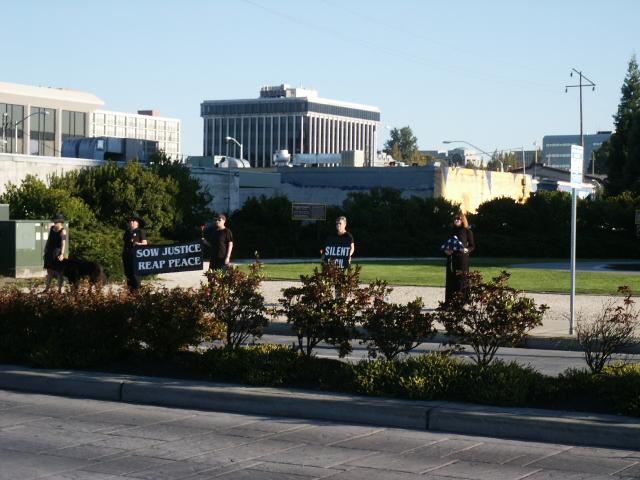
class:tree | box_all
[603,55,640,195]
[384,126,419,162]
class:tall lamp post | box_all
[1,113,8,153]
[13,110,50,154]
[443,140,502,171]
[225,136,243,161]
[224,136,243,214]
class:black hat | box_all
[127,213,146,228]
[51,213,65,223]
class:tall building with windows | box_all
[91,110,180,159]
[542,132,612,171]
[201,84,380,167]
[0,81,181,158]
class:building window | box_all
[62,111,86,144]
[30,106,56,156]
[0,102,25,153]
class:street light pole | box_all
[13,110,50,154]
[225,136,243,161]
[224,136,243,214]
[1,113,8,153]
[442,140,501,171]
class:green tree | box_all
[384,126,419,162]
[148,152,214,239]
[602,55,640,195]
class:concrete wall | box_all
[0,153,104,194]
[439,167,532,213]
[189,167,240,214]
[0,154,532,218]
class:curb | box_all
[1,364,639,450]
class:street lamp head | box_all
[442,140,452,144]
[225,136,233,142]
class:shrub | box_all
[0,286,135,367]
[434,271,548,366]
[132,286,213,358]
[576,286,639,373]
[201,344,353,389]
[202,263,269,350]
[277,262,371,357]
[352,353,461,399]
[361,280,437,359]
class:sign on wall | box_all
[133,240,204,276]
[292,203,326,221]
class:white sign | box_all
[570,145,584,184]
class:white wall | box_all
[0,153,104,193]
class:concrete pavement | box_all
[2,389,639,480]
[1,364,639,452]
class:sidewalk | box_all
[1,364,638,451]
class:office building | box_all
[542,132,612,171]
[201,84,380,167]
[0,81,181,158]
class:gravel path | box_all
[155,268,622,339]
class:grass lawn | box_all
[239,258,640,295]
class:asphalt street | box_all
[1,389,639,480]
[252,335,640,376]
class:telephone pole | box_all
[565,69,596,149]
[565,69,595,335]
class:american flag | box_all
[441,235,465,253]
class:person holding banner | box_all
[122,214,148,291]
[202,214,234,270]
[322,216,355,269]
[442,211,474,304]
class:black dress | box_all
[43,227,64,271]
[444,226,475,303]
[122,227,147,291]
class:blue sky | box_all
[3,0,638,156]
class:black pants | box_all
[210,257,228,270]
[122,253,141,291]
[445,253,469,304]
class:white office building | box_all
[201,84,380,167]
[0,81,180,158]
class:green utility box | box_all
[0,220,69,278]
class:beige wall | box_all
[0,153,104,194]
[435,167,532,213]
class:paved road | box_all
[1,389,639,480]
[254,335,639,376]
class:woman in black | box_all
[43,214,67,292]
[443,212,475,304]
[122,214,148,291]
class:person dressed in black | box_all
[443,212,475,304]
[202,214,234,270]
[43,214,67,293]
[322,216,355,269]
[122,214,148,291]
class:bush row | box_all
[229,189,640,259]
[128,344,640,418]
[0,286,219,368]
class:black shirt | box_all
[123,228,147,255]
[207,228,233,260]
